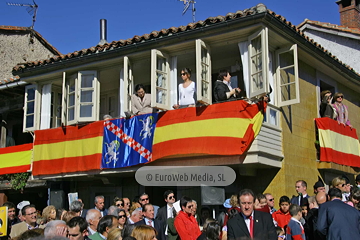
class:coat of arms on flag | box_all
[102,113,158,169]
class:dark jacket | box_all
[213,80,237,103]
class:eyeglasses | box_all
[116,204,124,207]
[68,233,80,237]
[168,196,175,200]
[339,183,345,187]
[118,215,127,219]
[337,96,343,98]
[140,198,149,202]
[180,73,187,76]
[186,205,193,209]
[268,198,274,202]
[25,212,37,216]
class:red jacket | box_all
[174,211,201,240]
[272,209,291,228]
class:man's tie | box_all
[248,216,254,238]
[148,220,152,226]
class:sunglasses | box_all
[118,215,127,219]
[337,96,343,98]
[116,204,123,207]
[268,198,274,202]
[68,234,80,237]
[187,205,193,209]
[168,196,175,200]
[140,198,149,202]
[180,73,187,76]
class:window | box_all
[276,44,299,107]
[50,88,62,128]
[196,39,212,104]
[151,49,170,110]
[124,56,133,113]
[248,28,270,98]
[100,91,118,119]
[263,105,280,128]
[62,71,99,125]
[23,84,39,132]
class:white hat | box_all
[17,201,30,210]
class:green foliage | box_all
[0,172,30,191]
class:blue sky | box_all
[1,0,340,55]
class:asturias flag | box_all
[102,113,157,168]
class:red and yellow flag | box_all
[33,121,104,176]
[0,143,32,174]
[152,100,265,160]
[315,117,360,167]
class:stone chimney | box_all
[336,0,360,28]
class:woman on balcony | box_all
[319,90,336,119]
[173,68,196,109]
[332,92,351,127]
[213,70,241,103]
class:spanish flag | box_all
[32,121,104,176]
[152,100,265,160]
[0,143,32,174]
[315,117,360,167]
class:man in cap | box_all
[314,177,326,194]
[16,201,30,222]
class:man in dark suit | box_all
[135,203,165,240]
[213,70,241,103]
[291,180,310,205]
[317,187,360,239]
[227,189,277,240]
[156,190,176,222]
[94,196,107,217]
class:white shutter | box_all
[151,49,170,110]
[23,84,39,132]
[77,70,99,122]
[196,39,212,104]
[124,56,134,113]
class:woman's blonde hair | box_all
[230,195,239,207]
[332,176,345,188]
[131,225,158,240]
[107,228,122,240]
[42,205,56,223]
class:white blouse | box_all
[178,81,196,105]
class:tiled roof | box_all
[0,25,61,56]
[0,75,21,86]
[297,19,360,36]
[12,4,360,77]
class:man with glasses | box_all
[139,193,159,217]
[174,196,201,240]
[264,193,277,214]
[131,84,153,115]
[10,204,45,238]
[156,190,176,222]
[67,216,90,240]
[122,197,131,217]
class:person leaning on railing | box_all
[319,90,337,120]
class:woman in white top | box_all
[173,68,196,109]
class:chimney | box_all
[336,0,360,28]
[98,19,108,45]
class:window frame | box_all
[123,56,133,113]
[248,27,270,98]
[23,84,40,132]
[151,49,170,110]
[195,39,212,105]
[275,44,300,107]
[50,86,62,129]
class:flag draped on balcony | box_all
[101,113,158,168]
[32,121,104,176]
[0,143,32,174]
[315,117,360,167]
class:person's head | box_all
[139,193,150,206]
[67,216,88,240]
[289,204,302,221]
[320,90,332,101]
[97,215,118,237]
[191,200,197,217]
[130,207,143,223]
[164,190,175,205]
[2,202,16,220]
[279,196,290,214]
[308,196,318,209]
[255,194,267,208]
[238,189,255,217]
[44,220,67,238]
[301,198,309,218]
[42,205,57,223]
[103,115,113,120]
[315,192,328,205]
[180,68,191,80]
[333,92,344,103]
[122,224,136,239]
[229,194,239,207]
[142,203,155,220]
[123,197,131,212]
[18,228,44,240]
[180,196,193,215]
[295,180,307,195]
[264,193,275,208]
[113,197,124,209]
[118,209,127,227]
[200,207,211,222]
[56,208,67,220]
[86,209,102,231]
[22,204,37,225]
[328,187,342,200]
[107,228,122,240]
[108,205,120,217]
[332,177,346,192]
[313,179,326,194]
[217,70,231,82]
[356,174,360,187]
[70,201,83,215]
[205,221,221,240]
[342,175,351,193]
[95,196,105,211]
[350,188,360,206]
[62,211,78,224]
[135,84,146,99]
[131,225,158,240]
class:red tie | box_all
[248,216,253,238]
[148,220,152,226]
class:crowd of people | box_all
[1,174,360,240]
